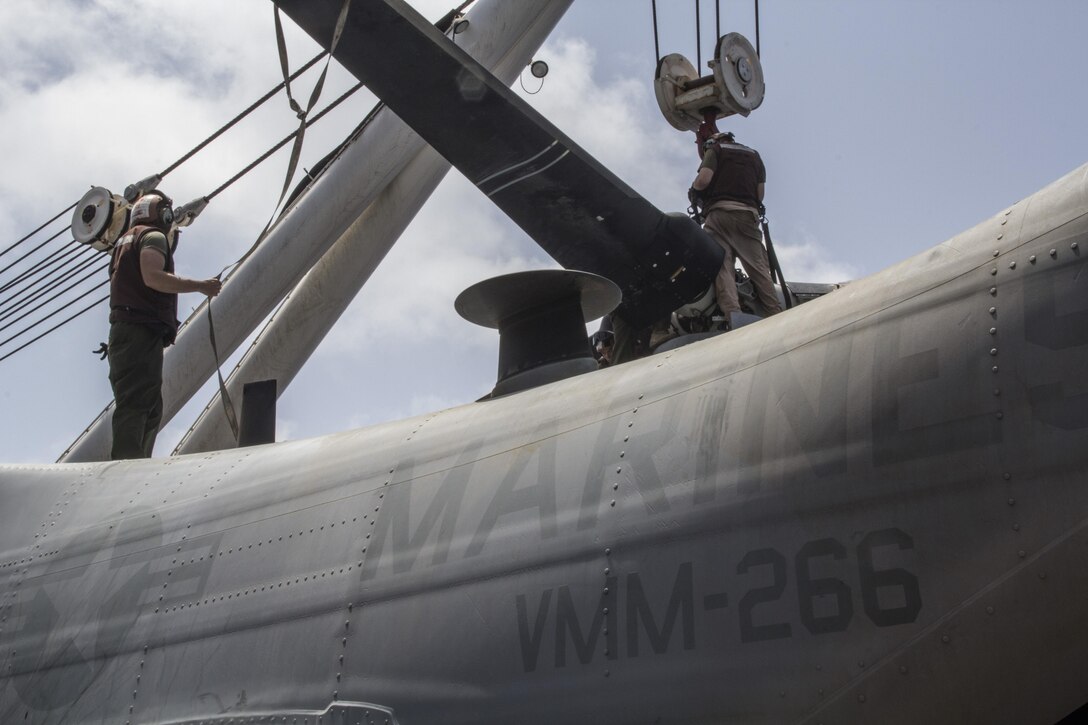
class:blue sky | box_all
[1,0,1086,463]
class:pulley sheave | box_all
[72,186,129,251]
[654,32,764,131]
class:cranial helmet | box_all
[129,191,175,230]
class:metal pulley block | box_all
[72,186,129,251]
[654,32,765,131]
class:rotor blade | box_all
[273,0,723,327]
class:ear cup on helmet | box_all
[131,191,175,229]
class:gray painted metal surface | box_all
[2,164,1086,722]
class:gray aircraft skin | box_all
[3,164,1087,723]
[4,1,1088,723]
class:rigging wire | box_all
[0,203,76,261]
[0,257,106,333]
[0,62,359,362]
[0,0,480,365]
[0,259,99,329]
[205,80,364,204]
[0,53,334,354]
[716,0,721,39]
[0,243,92,303]
[0,52,327,261]
[0,225,73,279]
[0,80,364,361]
[0,246,94,322]
[0,291,109,364]
[0,277,108,352]
[161,50,326,181]
[695,0,702,71]
[651,0,660,62]
[0,228,81,293]
[755,0,761,56]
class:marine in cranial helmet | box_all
[105,190,222,460]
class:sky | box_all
[1,0,1086,463]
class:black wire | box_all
[518,71,544,95]
[695,0,702,70]
[0,236,88,298]
[0,53,327,263]
[0,47,372,363]
[205,80,364,202]
[0,255,105,329]
[0,78,362,362]
[159,51,327,180]
[0,250,98,322]
[0,292,109,364]
[0,80,368,361]
[716,0,721,38]
[0,225,73,279]
[0,234,82,296]
[0,0,450,363]
[0,255,106,330]
[0,243,90,306]
[651,0,660,62]
[0,279,108,352]
[0,203,76,261]
[757,0,765,57]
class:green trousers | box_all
[108,321,165,460]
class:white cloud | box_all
[773,235,860,284]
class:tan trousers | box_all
[703,207,782,317]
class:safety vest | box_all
[109,225,179,343]
[703,142,765,210]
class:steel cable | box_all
[0,290,109,364]
[0,255,106,329]
[159,51,326,180]
[204,80,364,203]
[0,52,327,261]
[0,239,91,298]
[0,225,73,279]
[755,0,761,56]
[651,0,660,62]
[0,81,363,363]
[0,243,92,309]
[0,278,109,353]
[695,0,702,70]
[0,204,76,261]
